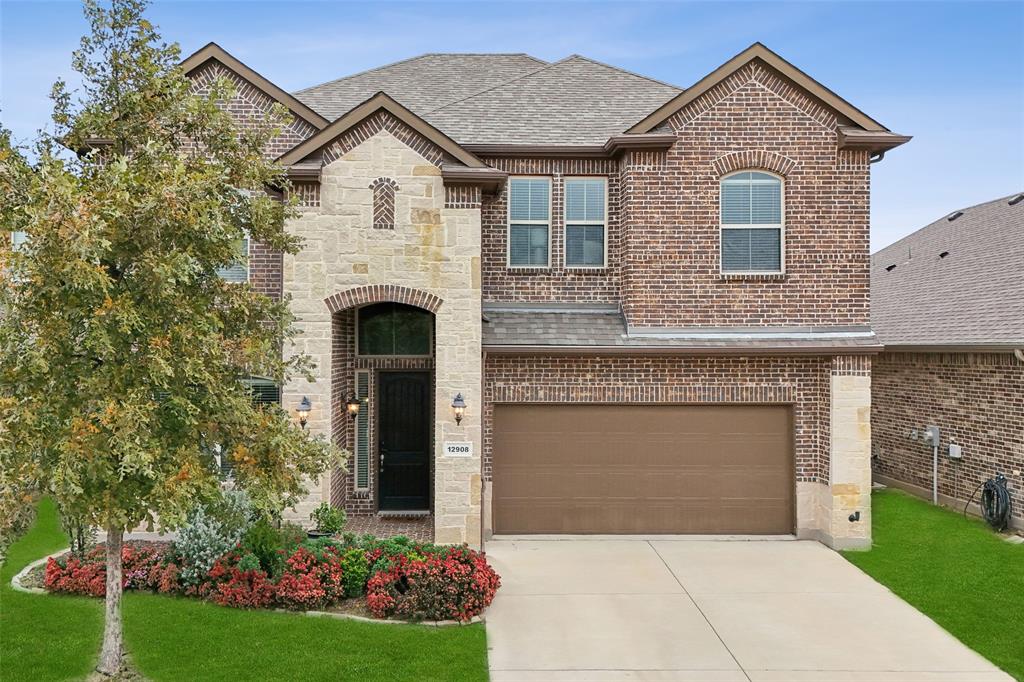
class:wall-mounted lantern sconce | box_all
[297,396,312,430]
[452,393,466,425]
[345,394,361,420]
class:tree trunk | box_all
[97,525,124,676]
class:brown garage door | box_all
[492,404,794,534]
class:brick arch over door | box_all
[324,285,443,314]
[712,150,798,178]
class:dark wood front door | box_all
[378,371,431,511]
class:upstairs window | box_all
[216,236,249,283]
[508,177,550,267]
[565,178,606,267]
[720,171,784,273]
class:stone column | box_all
[824,356,873,549]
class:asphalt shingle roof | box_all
[482,308,879,351]
[294,53,682,146]
[424,56,682,146]
[294,53,548,122]
[871,193,1024,347]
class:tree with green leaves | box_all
[0,0,344,674]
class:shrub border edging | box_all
[11,549,486,627]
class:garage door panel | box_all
[493,404,794,534]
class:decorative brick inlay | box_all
[444,185,482,209]
[322,111,445,167]
[712,149,798,178]
[484,354,833,484]
[187,60,317,159]
[873,351,1023,524]
[324,285,443,314]
[290,181,320,209]
[831,355,871,376]
[481,157,621,303]
[369,177,399,229]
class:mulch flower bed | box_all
[43,535,500,623]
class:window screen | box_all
[565,178,606,267]
[720,171,783,272]
[508,178,550,266]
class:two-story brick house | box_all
[181,42,909,549]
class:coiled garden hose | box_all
[964,474,1013,532]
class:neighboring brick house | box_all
[179,41,911,549]
[871,194,1024,529]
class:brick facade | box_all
[620,60,871,329]
[481,158,621,303]
[873,352,1023,526]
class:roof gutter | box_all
[482,343,884,356]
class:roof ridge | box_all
[873,191,1024,257]
[560,54,684,91]
[294,52,547,96]
[423,56,574,115]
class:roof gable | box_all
[277,92,485,168]
[628,43,888,134]
[180,43,329,130]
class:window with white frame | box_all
[216,236,249,283]
[507,177,550,267]
[10,231,28,251]
[564,178,606,267]
[720,171,784,273]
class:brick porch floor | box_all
[344,514,434,543]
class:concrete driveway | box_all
[483,539,1010,681]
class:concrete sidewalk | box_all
[483,539,1010,681]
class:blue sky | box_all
[1,0,1021,249]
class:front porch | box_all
[343,513,434,543]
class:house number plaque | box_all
[443,442,473,457]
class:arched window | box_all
[370,177,399,229]
[357,302,432,356]
[720,170,784,273]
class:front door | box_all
[378,371,431,511]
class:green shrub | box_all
[309,502,346,534]
[241,518,305,577]
[341,548,370,598]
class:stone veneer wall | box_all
[873,351,1023,527]
[280,129,483,545]
[482,353,874,547]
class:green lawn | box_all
[0,499,489,681]
[843,489,1024,681]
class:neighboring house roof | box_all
[181,43,329,129]
[423,55,682,146]
[483,305,881,354]
[294,53,549,121]
[871,193,1024,350]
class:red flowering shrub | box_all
[366,547,501,621]
[275,545,345,610]
[43,542,181,597]
[204,550,276,609]
[44,549,106,597]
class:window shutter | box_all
[565,179,604,222]
[748,228,782,271]
[249,379,280,405]
[355,370,370,490]
[750,182,781,224]
[509,224,548,266]
[10,231,28,251]
[721,176,752,224]
[509,179,549,221]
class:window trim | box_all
[719,169,786,275]
[354,302,435,359]
[506,175,552,269]
[563,176,609,269]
